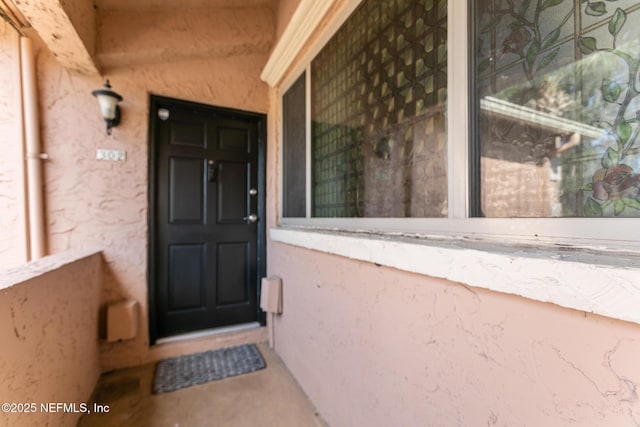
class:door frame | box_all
[147,95,267,345]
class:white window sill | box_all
[270,226,640,325]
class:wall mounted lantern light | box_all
[92,80,122,135]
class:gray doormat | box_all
[152,343,265,394]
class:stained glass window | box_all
[473,0,640,218]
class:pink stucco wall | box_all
[0,249,101,427]
[268,242,640,426]
[36,8,272,371]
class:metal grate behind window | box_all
[311,0,448,218]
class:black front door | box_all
[149,96,265,342]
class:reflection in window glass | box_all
[311,0,447,218]
[474,0,640,217]
[283,73,307,217]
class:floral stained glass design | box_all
[474,0,640,217]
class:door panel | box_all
[218,126,251,152]
[169,157,205,224]
[170,120,206,148]
[217,161,249,223]
[168,244,206,311]
[216,242,249,306]
[150,97,265,340]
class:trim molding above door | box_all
[147,95,267,345]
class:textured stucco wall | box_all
[0,21,28,268]
[59,0,97,57]
[97,6,274,70]
[37,9,271,370]
[12,0,98,75]
[275,0,301,41]
[268,242,640,426]
[0,249,101,427]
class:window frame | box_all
[278,0,640,249]
[270,0,640,326]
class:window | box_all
[283,73,307,217]
[285,0,448,218]
[271,0,640,324]
[473,0,640,218]
[279,0,639,245]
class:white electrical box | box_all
[106,300,138,342]
[260,276,282,314]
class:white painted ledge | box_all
[270,227,640,325]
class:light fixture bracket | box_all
[106,105,121,135]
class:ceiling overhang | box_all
[4,0,279,75]
[10,0,99,75]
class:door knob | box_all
[243,214,258,223]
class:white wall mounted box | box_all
[106,300,138,342]
[260,276,283,314]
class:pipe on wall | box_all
[8,22,30,264]
[20,36,46,260]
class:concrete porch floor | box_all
[78,342,326,427]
